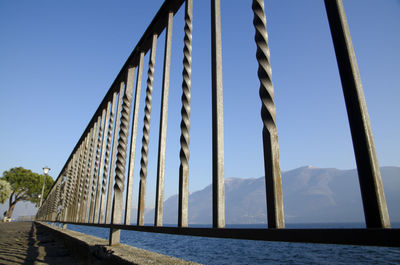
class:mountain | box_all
[145,166,400,224]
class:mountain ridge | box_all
[143,166,400,224]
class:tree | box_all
[0,179,11,204]
[1,167,54,219]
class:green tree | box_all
[0,179,12,204]
[1,167,54,219]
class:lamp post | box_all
[39,166,50,208]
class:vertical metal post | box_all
[211,0,225,228]
[99,92,117,223]
[178,0,193,228]
[105,83,125,224]
[252,0,285,229]
[155,12,173,227]
[109,66,136,246]
[137,34,158,226]
[125,52,145,225]
[324,0,390,228]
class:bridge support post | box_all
[324,0,390,228]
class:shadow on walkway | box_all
[0,222,82,265]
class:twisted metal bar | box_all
[53,182,61,221]
[252,0,284,229]
[109,66,136,246]
[63,165,74,221]
[67,154,79,221]
[78,132,92,221]
[73,143,86,221]
[82,123,98,222]
[89,109,106,223]
[99,92,117,223]
[71,151,81,221]
[114,68,135,213]
[178,0,193,228]
[138,34,158,226]
[74,138,88,222]
[94,102,112,223]
[125,52,145,225]
[105,83,125,224]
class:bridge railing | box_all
[36,0,399,247]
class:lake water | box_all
[67,223,400,264]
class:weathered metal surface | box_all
[105,83,125,224]
[211,0,225,229]
[155,12,173,227]
[138,34,158,226]
[109,66,136,246]
[99,92,117,224]
[178,0,193,228]
[324,0,390,229]
[125,52,145,226]
[252,0,285,229]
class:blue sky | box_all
[1,0,399,207]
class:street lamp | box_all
[39,166,50,208]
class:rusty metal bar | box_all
[178,0,193,228]
[324,0,390,228]
[105,83,125,224]
[99,91,117,223]
[211,0,225,229]
[109,66,136,246]
[252,0,285,229]
[155,12,174,227]
[138,34,158,226]
[125,51,145,226]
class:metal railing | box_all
[36,0,399,247]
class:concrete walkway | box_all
[0,222,82,265]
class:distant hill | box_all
[144,166,400,224]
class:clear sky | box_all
[1,0,399,207]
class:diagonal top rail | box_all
[47,0,185,196]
